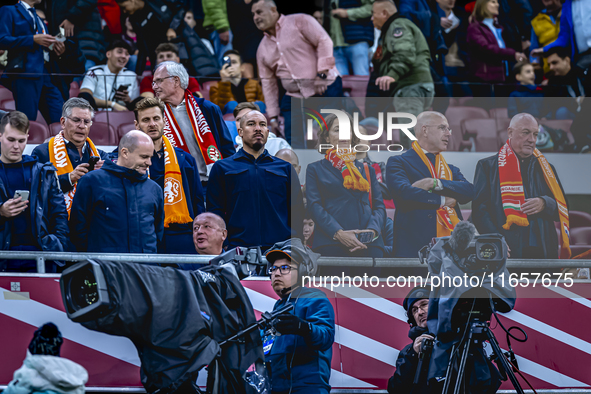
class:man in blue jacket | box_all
[386,111,474,257]
[0,111,69,272]
[207,110,304,251]
[264,238,335,394]
[153,61,235,190]
[0,0,64,124]
[69,131,164,253]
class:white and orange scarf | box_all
[498,141,571,259]
[412,141,459,237]
[161,136,193,228]
[48,131,99,218]
[162,89,222,173]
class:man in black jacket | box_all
[0,111,70,272]
[388,286,433,394]
[69,130,164,253]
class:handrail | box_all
[0,251,589,273]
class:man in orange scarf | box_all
[119,98,205,256]
[386,111,474,257]
[473,113,570,259]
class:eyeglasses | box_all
[152,76,175,86]
[66,116,93,126]
[411,303,429,315]
[268,265,296,275]
[425,124,452,134]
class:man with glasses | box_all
[264,238,335,394]
[386,111,474,257]
[387,286,433,394]
[152,61,235,189]
[32,98,109,216]
[193,212,227,257]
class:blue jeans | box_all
[334,41,370,76]
[223,100,266,115]
[281,77,343,148]
[210,30,233,67]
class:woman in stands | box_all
[305,112,386,259]
[466,0,527,84]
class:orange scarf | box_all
[412,141,459,237]
[48,131,99,218]
[325,148,370,192]
[161,136,193,228]
[498,141,571,259]
[162,89,222,171]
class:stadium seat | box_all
[461,118,498,152]
[489,107,508,120]
[0,100,49,127]
[117,122,136,140]
[571,227,591,245]
[570,245,591,258]
[94,111,136,135]
[89,122,118,145]
[49,122,62,136]
[0,86,14,103]
[27,121,50,144]
[201,81,218,102]
[570,211,591,228]
[445,106,489,151]
[386,209,395,221]
[540,119,575,144]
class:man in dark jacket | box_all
[386,111,474,258]
[70,131,164,253]
[154,61,235,188]
[388,286,433,394]
[0,111,69,272]
[32,98,109,215]
[264,238,335,394]
[472,113,569,259]
[207,110,304,251]
[132,97,204,255]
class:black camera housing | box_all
[60,259,111,322]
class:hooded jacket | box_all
[69,159,164,253]
[0,155,69,263]
[4,350,88,394]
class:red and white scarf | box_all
[162,90,222,171]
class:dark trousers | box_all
[11,67,64,124]
[280,77,343,148]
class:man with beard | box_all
[207,110,304,251]
[129,97,204,255]
[388,287,433,394]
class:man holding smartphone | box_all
[0,111,70,272]
[78,39,140,111]
[32,98,110,217]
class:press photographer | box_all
[388,286,434,394]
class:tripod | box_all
[441,316,525,394]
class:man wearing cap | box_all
[388,286,433,394]
[264,238,335,394]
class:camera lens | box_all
[478,243,497,260]
[69,268,99,310]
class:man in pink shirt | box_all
[254,0,343,148]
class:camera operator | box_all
[388,286,433,394]
[264,238,335,394]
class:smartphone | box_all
[222,56,231,68]
[88,155,100,171]
[116,84,130,92]
[356,231,374,244]
[14,190,29,201]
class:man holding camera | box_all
[388,286,433,394]
[32,98,109,217]
[79,39,140,111]
[264,238,335,394]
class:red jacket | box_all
[466,20,516,83]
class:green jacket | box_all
[374,13,433,91]
[203,0,229,32]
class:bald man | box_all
[275,148,301,175]
[207,110,305,251]
[473,113,570,259]
[386,111,474,257]
[70,131,165,253]
[193,212,228,256]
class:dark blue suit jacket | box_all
[0,3,45,77]
[386,150,474,257]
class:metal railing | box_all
[0,251,589,274]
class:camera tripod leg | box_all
[453,328,475,394]
[484,327,526,394]
[441,343,458,394]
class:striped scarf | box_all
[325,148,370,192]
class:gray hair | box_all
[155,61,189,90]
[119,130,152,153]
[62,97,95,119]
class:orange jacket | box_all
[209,79,265,110]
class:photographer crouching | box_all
[388,286,434,394]
[264,238,335,394]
